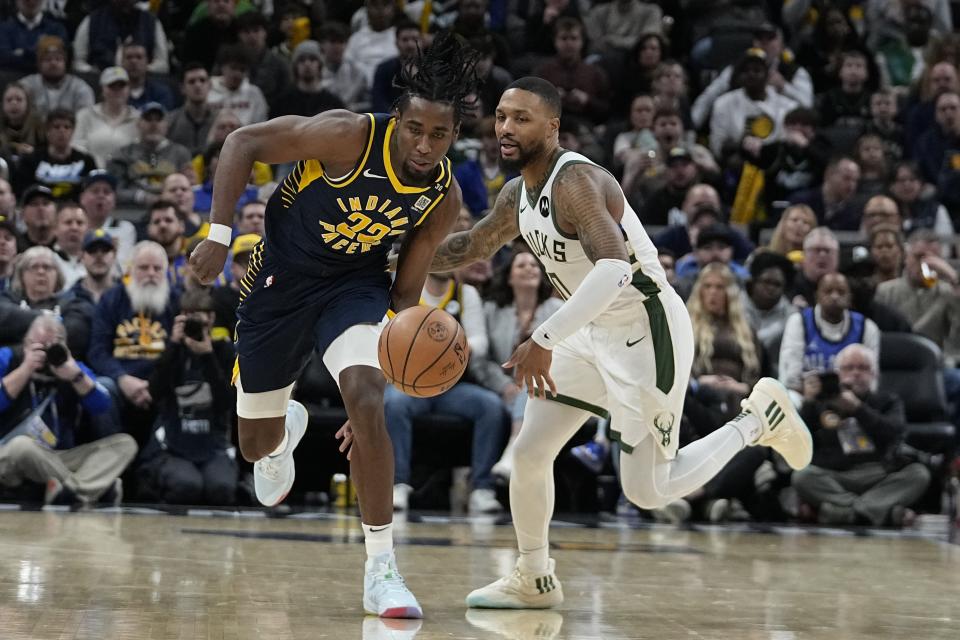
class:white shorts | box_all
[546,290,693,459]
[236,322,385,419]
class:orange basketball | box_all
[378,306,469,398]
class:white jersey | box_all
[517,151,671,326]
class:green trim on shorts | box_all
[534,390,610,420]
[632,271,674,395]
[607,428,634,454]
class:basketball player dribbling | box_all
[427,77,815,609]
[189,34,481,618]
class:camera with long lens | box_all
[39,342,69,377]
[183,317,206,342]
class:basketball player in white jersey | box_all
[427,77,814,609]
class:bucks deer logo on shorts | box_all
[653,411,675,448]
[426,321,449,342]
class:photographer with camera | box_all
[0,315,137,505]
[138,289,237,505]
[792,344,931,527]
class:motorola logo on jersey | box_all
[524,229,566,263]
[319,195,410,255]
[538,196,550,217]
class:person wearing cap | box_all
[270,39,346,119]
[121,41,175,112]
[13,109,98,201]
[70,228,118,305]
[0,0,70,74]
[237,11,292,106]
[709,48,798,160]
[211,233,261,341]
[16,184,56,252]
[71,0,169,74]
[638,146,705,226]
[79,170,136,268]
[73,67,140,168]
[674,222,750,299]
[208,44,269,126]
[652,184,754,262]
[691,23,813,130]
[18,35,95,118]
[107,102,192,207]
[52,201,88,287]
[0,213,18,292]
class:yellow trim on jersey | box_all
[231,356,239,385]
[415,157,452,226]
[321,113,376,189]
[383,118,432,194]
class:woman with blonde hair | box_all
[767,204,817,263]
[687,262,764,406]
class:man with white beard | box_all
[88,241,179,436]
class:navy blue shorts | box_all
[234,243,390,393]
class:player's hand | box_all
[188,239,229,285]
[335,420,354,461]
[504,338,556,399]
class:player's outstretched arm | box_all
[391,181,464,312]
[529,164,632,349]
[429,176,522,272]
[190,110,369,284]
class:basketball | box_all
[378,306,469,398]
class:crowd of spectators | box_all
[0,0,957,524]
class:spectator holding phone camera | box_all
[0,315,136,505]
[779,272,880,395]
[792,344,930,527]
[138,289,237,505]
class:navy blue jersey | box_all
[264,113,454,277]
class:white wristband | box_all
[207,223,233,247]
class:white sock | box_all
[518,544,550,574]
[731,412,763,446]
[268,428,289,457]
[362,522,394,559]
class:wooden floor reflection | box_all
[0,509,957,639]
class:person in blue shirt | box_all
[0,314,136,505]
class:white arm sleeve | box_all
[531,258,632,349]
[460,284,489,357]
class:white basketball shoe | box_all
[465,558,563,609]
[363,552,423,618]
[740,377,813,470]
[254,400,308,506]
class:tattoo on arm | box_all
[430,178,521,271]
[554,165,629,264]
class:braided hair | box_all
[394,31,482,124]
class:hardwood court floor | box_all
[0,509,957,640]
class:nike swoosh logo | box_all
[520,205,528,213]
[363,169,388,179]
[368,526,390,532]
[626,337,645,347]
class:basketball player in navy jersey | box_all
[189,34,481,619]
